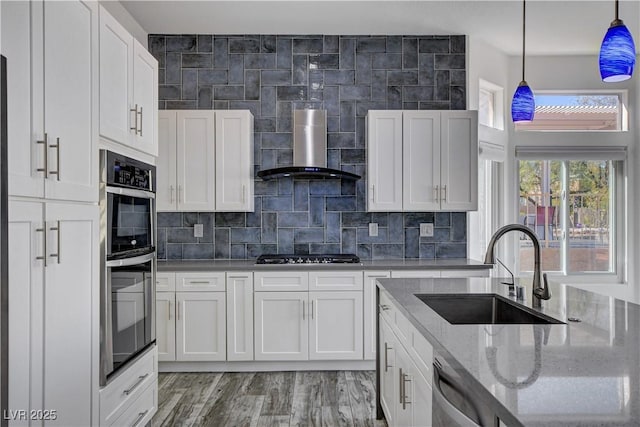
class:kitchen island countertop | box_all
[157,258,493,272]
[377,276,640,426]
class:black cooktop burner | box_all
[256,254,361,265]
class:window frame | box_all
[514,158,625,283]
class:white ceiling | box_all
[120,0,640,56]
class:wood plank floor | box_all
[153,371,387,427]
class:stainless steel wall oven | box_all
[99,150,156,386]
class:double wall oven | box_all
[99,150,156,386]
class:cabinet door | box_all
[309,291,363,360]
[98,5,132,146]
[367,110,403,211]
[410,366,433,427]
[176,111,215,211]
[379,318,397,426]
[364,271,390,360]
[215,110,254,211]
[403,111,441,211]
[8,201,45,423]
[176,292,226,361]
[440,111,478,211]
[157,111,177,211]
[156,292,176,362]
[1,1,45,198]
[254,292,308,361]
[43,0,98,203]
[226,273,254,361]
[44,202,98,427]
[132,39,158,156]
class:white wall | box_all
[466,36,510,263]
[100,1,148,47]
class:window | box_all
[518,158,620,275]
[478,79,504,130]
[515,91,627,131]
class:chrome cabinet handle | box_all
[442,184,447,202]
[170,185,174,203]
[402,372,412,409]
[132,409,149,427]
[36,133,49,177]
[242,185,246,203]
[49,221,61,263]
[178,185,182,203]
[35,226,47,267]
[379,304,390,311]
[384,342,392,372]
[302,300,305,320]
[130,104,138,133]
[399,367,404,404]
[123,373,149,395]
[371,184,375,203]
[177,301,180,321]
[137,106,143,136]
[311,300,315,319]
[188,281,212,285]
[168,301,172,320]
[434,185,439,202]
[48,137,60,180]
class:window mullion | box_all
[561,161,569,274]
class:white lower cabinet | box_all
[364,271,391,360]
[156,292,176,362]
[309,291,363,360]
[99,346,157,426]
[176,291,226,361]
[254,292,309,361]
[226,273,254,361]
[380,295,433,427]
[9,200,98,427]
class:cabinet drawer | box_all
[391,270,441,278]
[110,380,157,427]
[176,272,225,291]
[309,271,363,291]
[99,347,157,426]
[394,308,412,345]
[410,325,433,385]
[156,272,176,292]
[378,291,396,325]
[254,271,309,291]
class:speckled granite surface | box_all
[377,277,640,426]
[157,258,492,272]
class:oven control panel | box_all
[103,150,156,192]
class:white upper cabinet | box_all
[99,6,158,156]
[439,111,478,211]
[177,111,216,211]
[3,0,98,202]
[215,110,254,211]
[367,111,403,211]
[367,110,478,212]
[157,110,254,212]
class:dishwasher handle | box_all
[433,362,482,427]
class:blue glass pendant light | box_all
[599,0,636,82]
[512,0,535,122]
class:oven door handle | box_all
[106,252,155,268]
[106,186,155,200]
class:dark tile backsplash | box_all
[150,34,467,260]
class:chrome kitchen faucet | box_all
[484,224,551,308]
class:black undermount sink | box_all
[416,293,564,325]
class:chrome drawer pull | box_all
[402,373,412,409]
[123,373,149,395]
[132,409,149,427]
[399,367,404,404]
[36,133,49,177]
[384,343,392,372]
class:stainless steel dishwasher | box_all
[432,354,499,427]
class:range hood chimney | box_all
[257,109,361,181]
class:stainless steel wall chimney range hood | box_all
[256,109,361,181]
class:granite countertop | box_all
[157,258,493,272]
[377,277,640,426]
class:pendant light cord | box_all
[615,0,619,21]
[522,0,526,82]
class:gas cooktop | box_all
[256,254,361,265]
